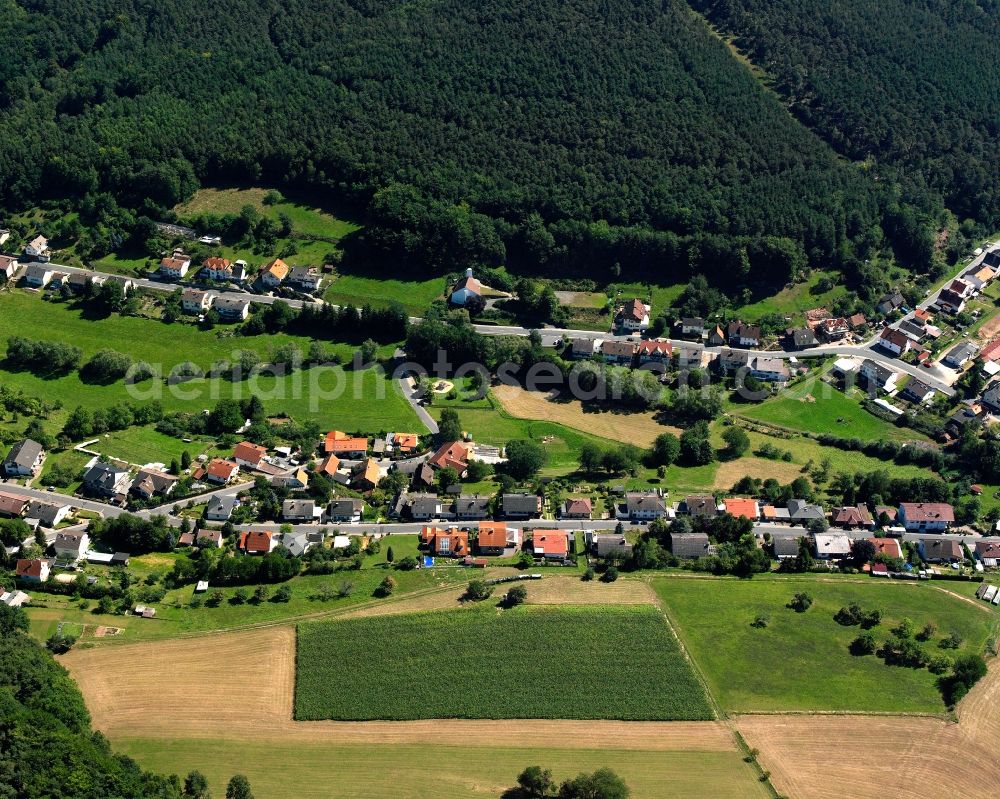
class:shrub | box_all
[464,579,494,602]
[504,585,528,607]
[787,592,812,612]
[750,614,769,629]
[601,566,620,583]
[849,633,876,656]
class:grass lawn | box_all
[322,272,445,315]
[734,270,847,323]
[736,374,926,442]
[295,605,714,720]
[114,739,769,799]
[654,576,998,713]
[91,428,217,467]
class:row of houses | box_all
[0,490,74,529]
[159,253,325,294]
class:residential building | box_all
[983,383,1000,415]
[0,254,19,281]
[975,540,1000,567]
[398,493,445,522]
[813,533,852,559]
[601,339,637,365]
[502,492,542,519]
[432,528,470,557]
[636,339,673,364]
[450,268,482,306]
[918,537,962,563]
[678,317,706,337]
[0,491,29,518]
[316,454,341,477]
[287,265,324,293]
[570,337,600,359]
[159,254,191,279]
[202,458,240,485]
[53,531,89,562]
[750,356,790,383]
[626,491,668,520]
[848,313,868,331]
[389,432,420,456]
[787,327,818,350]
[724,497,758,520]
[878,327,911,356]
[233,441,268,470]
[899,380,935,404]
[818,317,850,341]
[943,341,979,369]
[259,258,290,288]
[427,441,469,474]
[561,497,592,519]
[831,504,874,530]
[23,264,54,288]
[351,458,381,491]
[130,468,178,500]
[948,278,975,299]
[532,530,569,560]
[213,296,251,321]
[201,256,233,281]
[205,495,236,522]
[282,499,321,522]
[669,532,710,559]
[772,535,804,560]
[477,522,517,554]
[869,537,904,560]
[898,502,954,532]
[726,321,761,347]
[324,431,369,458]
[898,319,926,341]
[3,439,45,477]
[787,499,825,522]
[877,291,904,315]
[455,495,490,520]
[82,462,131,499]
[26,500,71,528]
[618,298,650,332]
[684,494,718,519]
[936,288,966,314]
[707,325,726,346]
[241,530,277,555]
[24,235,50,261]
[859,359,899,393]
[592,534,632,558]
[181,288,215,314]
[760,504,791,523]
[717,348,751,373]
[326,498,364,523]
[15,558,50,583]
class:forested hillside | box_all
[691,0,1000,238]
[0,0,890,285]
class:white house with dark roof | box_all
[3,439,45,477]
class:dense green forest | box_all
[0,0,897,286]
[0,605,185,798]
[691,0,1000,237]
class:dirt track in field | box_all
[61,624,732,751]
[736,661,1000,799]
[493,384,679,446]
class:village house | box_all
[24,234,50,262]
[678,317,706,337]
[878,327,911,357]
[455,495,490,520]
[899,379,935,405]
[432,528,470,557]
[0,254,19,281]
[943,341,979,369]
[324,431,369,458]
[282,499,321,523]
[626,491,668,520]
[591,533,632,558]
[213,296,251,321]
[936,288,967,315]
[859,359,899,393]
[201,256,233,281]
[760,504,791,523]
[618,298,650,332]
[389,432,420,456]
[707,325,726,346]
[326,498,364,523]
[877,291,905,315]
[726,321,761,347]
[53,531,89,562]
[750,356,790,383]
[3,438,45,477]
[848,313,868,331]
[240,530,278,555]
[396,492,446,522]
[23,263,54,288]
[233,441,268,470]
[15,558,50,583]
[283,531,323,558]
[502,492,542,519]
[202,458,241,485]
[351,458,382,491]
[130,468,178,500]
[771,535,804,560]
[717,348,751,374]
[532,530,569,560]
[570,337,600,359]
[831,504,874,530]
[787,327,818,350]
[813,533,852,559]
[601,339,637,365]
[636,338,673,365]
[66,271,91,293]
[683,494,718,519]
[0,491,29,518]
[159,254,191,279]
[669,532,710,559]
[787,499,825,523]
[870,537,904,560]
[561,497,592,520]
[898,502,954,532]
[476,522,516,555]
[286,265,324,293]
[26,500,71,528]
[919,537,962,563]
[898,319,926,341]
[205,495,236,522]
[975,540,1000,567]
[818,317,851,341]
[427,441,470,475]
[258,258,290,288]
[316,454,341,478]
[181,288,215,314]
[724,497,759,520]
[82,462,132,500]
[982,383,1000,415]
[450,268,482,306]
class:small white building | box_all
[450,268,482,306]
[182,288,215,314]
[159,254,191,279]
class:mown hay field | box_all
[294,605,714,721]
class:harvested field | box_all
[977,314,1000,342]
[712,456,804,489]
[494,384,678,446]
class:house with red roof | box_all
[203,458,240,485]
[879,327,911,356]
[240,530,277,555]
[561,497,593,520]
[532,530,569,560]
[898,502,954,532]
[868,537,904,560]
[431,528,469,557]
[618,298,650,332]
[636,339,672,364]
[832,504,874,530]
[724,497,759,520]
[428,441,469,475]
[233,441,267,469]
[15,558,50,583]
[324,431,369,458]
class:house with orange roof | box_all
[428,441,469,475]
[560,497,592,520]
[450,269,482,306]
[724,497,759,520]
[351,458,382,491]
[203,458,240,485]
[159,253,190,279]
[532,530,569,560]
[477,522,516,555]
[868,537,904,560]
[316,454,341,476]
[324,431,369,458]
[233,441,268,469]
[390,432,420,455]
[982,338,1000,362]
[258,258,290,288]
[432,528,469,557]
[202,256,233,281]
[240,530,277,555]
[636,339,672,364]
